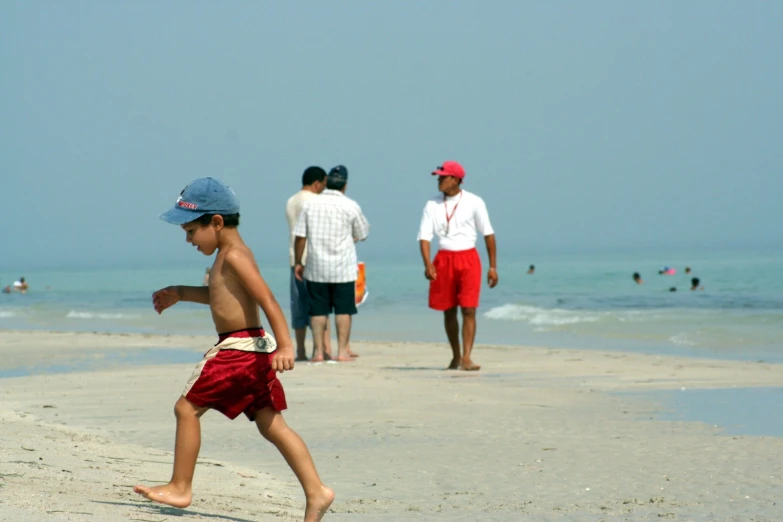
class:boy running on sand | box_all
[134,177,333,522]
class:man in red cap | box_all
[417,161,498,371]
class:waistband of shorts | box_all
[436,248,478,255]
[217,327,266,343]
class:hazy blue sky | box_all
[2,1,781,270]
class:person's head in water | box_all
[690,277,701,291]
[632,272,643,284]
[527,264,535,275]
[669,286,677,292]
[685,266,692,274]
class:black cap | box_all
[328,165,348,181]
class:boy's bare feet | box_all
[133,483,191,508]
[305,485,335,522]
[446,358,460,370]
[460,358,481,371]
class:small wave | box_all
[0,311,16,318]
[66,310,141,320]
[484,304,601,326]
[668,332,699,346]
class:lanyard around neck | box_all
[443,190,463,234]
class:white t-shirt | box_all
[286,190,317,267]
[417,189,494,251]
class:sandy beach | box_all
[1,331,782,521]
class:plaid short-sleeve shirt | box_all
[293,189,370,283]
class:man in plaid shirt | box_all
[293,165,370,362]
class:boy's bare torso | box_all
[208,244,262,334]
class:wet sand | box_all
[1,330,782,521]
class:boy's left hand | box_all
[272,347,295,373]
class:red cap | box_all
[432,161,465,179]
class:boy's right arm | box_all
[152,285,210,314]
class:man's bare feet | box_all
[335,354,354,362]
[305,485,334,522]
[311,354,325,362]
[346,349,359,358]
[133,483,191,508]
[460,358,481,371]
[446,358,460,370]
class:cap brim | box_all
[432,170,448,176]
[158,206,207,225]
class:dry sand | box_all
[1,330,782,521]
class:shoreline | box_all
[3,325,782,369]
[2,331,783,521]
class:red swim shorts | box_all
[428,248,482,311]
[183,328,287,421]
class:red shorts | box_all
[183,328,287,421]
[428,248,482,311]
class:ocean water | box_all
[2,246,782,363]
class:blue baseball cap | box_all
[328,165,348,182]
[159,177,240,225]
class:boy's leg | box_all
[459,307,480,371]
[134,396,208,508]
[255,407,334,522]
[443,307,461,369]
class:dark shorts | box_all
[307,280,357,316]
[289,267,310,329]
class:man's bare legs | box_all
[310,315,351,363]
[255,407,334,522]
[310,315,329,362]
[296,323,332,361]
[345,341,359,358]
[321,320,333,360]
[334,314,353,362]
[134,397,208,508]
[443,307,461,369]
[442,306,480,371]
[460,307,480,371]
[295,326,308,361]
